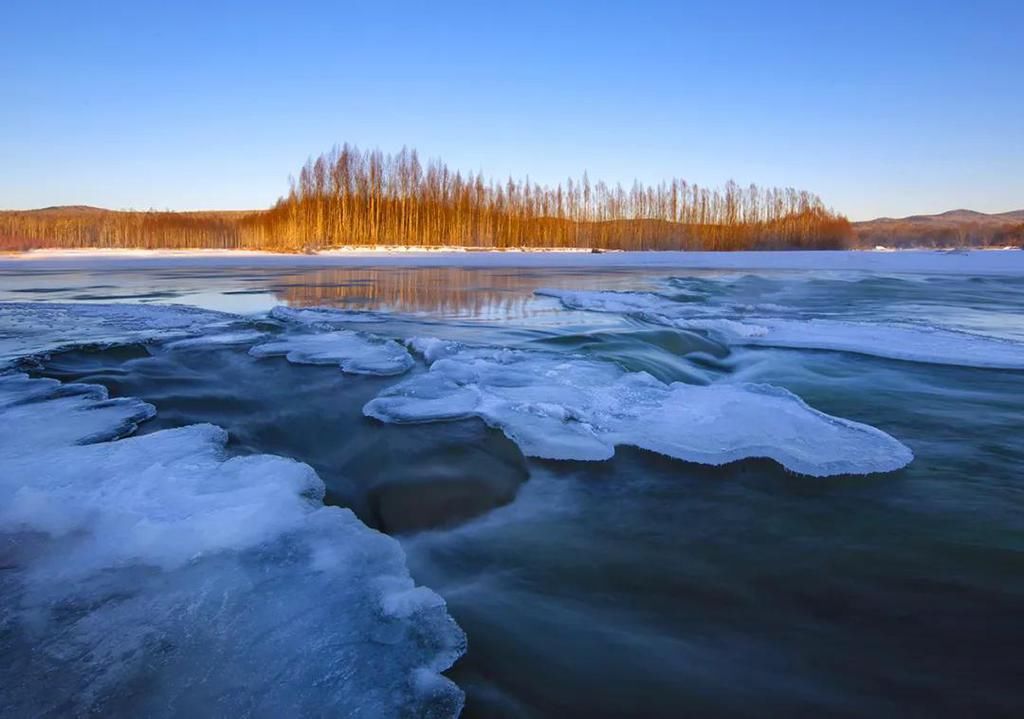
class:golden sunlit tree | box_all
[0,144,855,252]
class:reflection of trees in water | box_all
[273,267,550,317]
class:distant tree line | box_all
[0,207,251,252]
[854,221,1024,249]
[0,144,852,252]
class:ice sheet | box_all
[250,330,414,375]
[364,344,913,476]
[540,289,1024,369]
[0,375,155,456]
[270,305,387,325]
[163,329,268,349]
[0,302,237,367]
[710,317,1024,368]
[0,371,465,717]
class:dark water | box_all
[8,259,1024,717]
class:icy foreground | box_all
[540,289,1024,369]
[0,373,465,717]
[365,343,913,476]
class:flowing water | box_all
[2,252,1023,717]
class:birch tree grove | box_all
[0,144,853,251]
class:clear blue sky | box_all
[2,0,1021,220]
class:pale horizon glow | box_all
[2,0,1022,222]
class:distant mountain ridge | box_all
[12,205,254,219]
[853,209,1024,248]
[858,208,1024,226]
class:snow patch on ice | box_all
[250,330,414,375]
[0,371,465,717]
[406,336,465,364]
[364,343,913,476]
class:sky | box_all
[1,0,1021,220]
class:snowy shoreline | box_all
[3,246,600,259]
[3,247,1023,274]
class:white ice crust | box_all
[250,330,414,375]
[364,343,913,476]
[539,289,1024,369]
[0,372,465,717]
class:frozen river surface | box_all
[1,250,1023,717]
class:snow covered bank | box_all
[9,246,598,259]
[3,249,1024,274]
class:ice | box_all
[406,336,465,364]
[706,317,1024,369]
[252,307,415,375]
[270,304,387,325]
[536,289,671,316]
[540,289,1024,369]
[0,302,237,367]
[0,374,155,456]
[163,329,268,349]
[364,344,913,476]
[0,371,465,717]
[250,330,414,375]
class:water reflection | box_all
[270,267,646,319]
[0,263,662,320]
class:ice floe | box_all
[539,289,1024,369]
[163,329,268,349]
[406,336,466,364]
[0,371,465,717]
[702,317,1024,369]
[0,302,237,367]
[269,304,387,325]
[0,374,155,456]
[250,330,414,375]
[364,343,913,476]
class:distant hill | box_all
[15,205,254,219]
[24,205,109,215]
[854,209,1024,248]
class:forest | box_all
[1,144,853,252]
